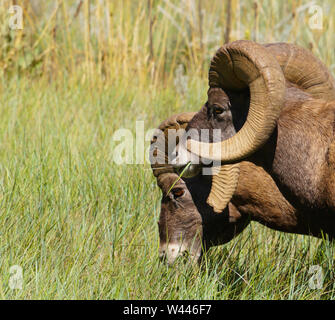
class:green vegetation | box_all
[0,0,334,299]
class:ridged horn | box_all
[265,43,335,101]
[207,163,240,213]
[187,40,286,162]
[151,112,241,214]
[150,112,196,179]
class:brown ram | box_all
[172,41,335,217]
[151,113,335,265]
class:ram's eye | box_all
[214,107,224,115]
[172,188,184,198]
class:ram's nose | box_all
[159,243,184,265]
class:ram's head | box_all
[150,113,248,265]
[173,40,335,213]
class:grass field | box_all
[1,0,335,299]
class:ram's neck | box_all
[231,161,299,233]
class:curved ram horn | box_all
[151,112,241,214]
[187,40,286,162]
[265,42,335,101]
[150,112,196,178]
[207,163,240,214]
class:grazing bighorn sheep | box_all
[151,113,335,265]
[173,40,335,216]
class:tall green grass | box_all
[0,0,334,299]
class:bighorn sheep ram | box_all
[151,112,335,265]
[172,41,335,217]
[151,41,335,264]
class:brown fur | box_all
[156,155,335,264]
[156,41,335,263]
[257,94,335,212]
[187,86,335,214]
[156,91,335,263]
[157,172,250,263]
[234,161,335,238]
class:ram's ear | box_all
[207,164,240,213]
